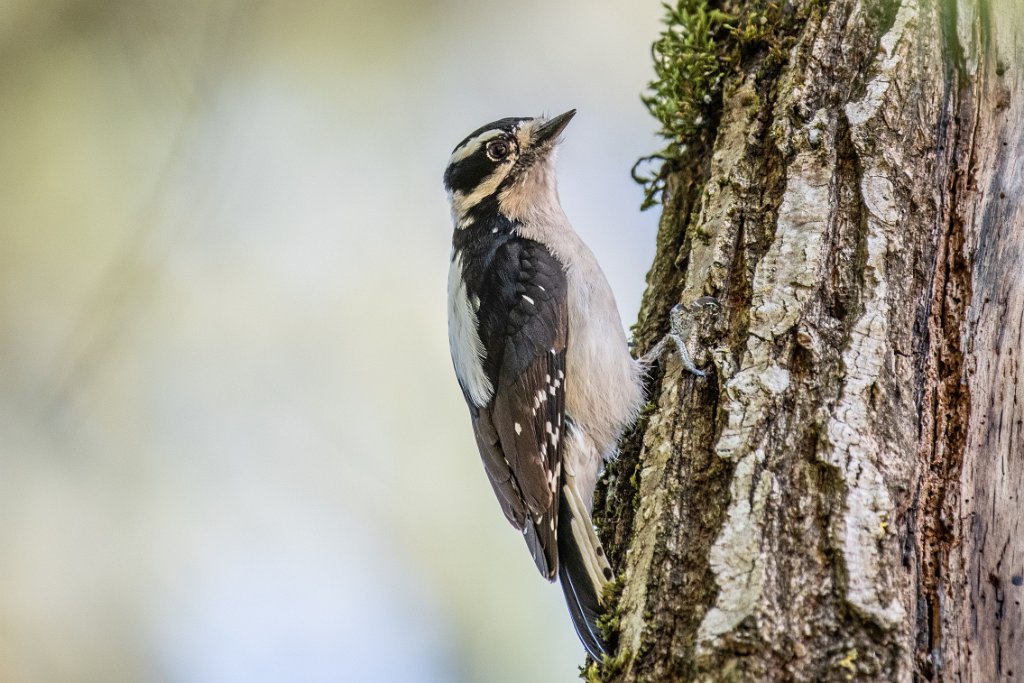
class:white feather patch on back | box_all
[448,252,494,407]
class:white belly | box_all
[563,254,644,458]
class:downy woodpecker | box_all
[443,110,702,658]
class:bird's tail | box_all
[557,473,614,660]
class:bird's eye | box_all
[486,140,510,160]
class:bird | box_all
[443,110,704,658]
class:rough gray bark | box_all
[593,1,1023,681]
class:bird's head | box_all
[443,110,575,227]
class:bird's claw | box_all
[643,297,720,377]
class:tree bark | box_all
[593,1,1023,681]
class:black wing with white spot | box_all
[467,237,567,580]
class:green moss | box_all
[634,0,803,209]
[578,574,633,681]
[597,576,625,636]
[633,0,732,210]
[581,646,633,683]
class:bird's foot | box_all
[638,297,720,377]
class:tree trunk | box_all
[592,1,1023,681]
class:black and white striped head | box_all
[443,110,575,226]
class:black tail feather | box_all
[557,490,607,660]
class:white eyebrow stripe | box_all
[448,130,504,165]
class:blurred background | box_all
[0,1,664,681]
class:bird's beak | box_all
[533,109,576,147]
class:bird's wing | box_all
[470,238,567,580]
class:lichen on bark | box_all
[592,0,1024,681]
